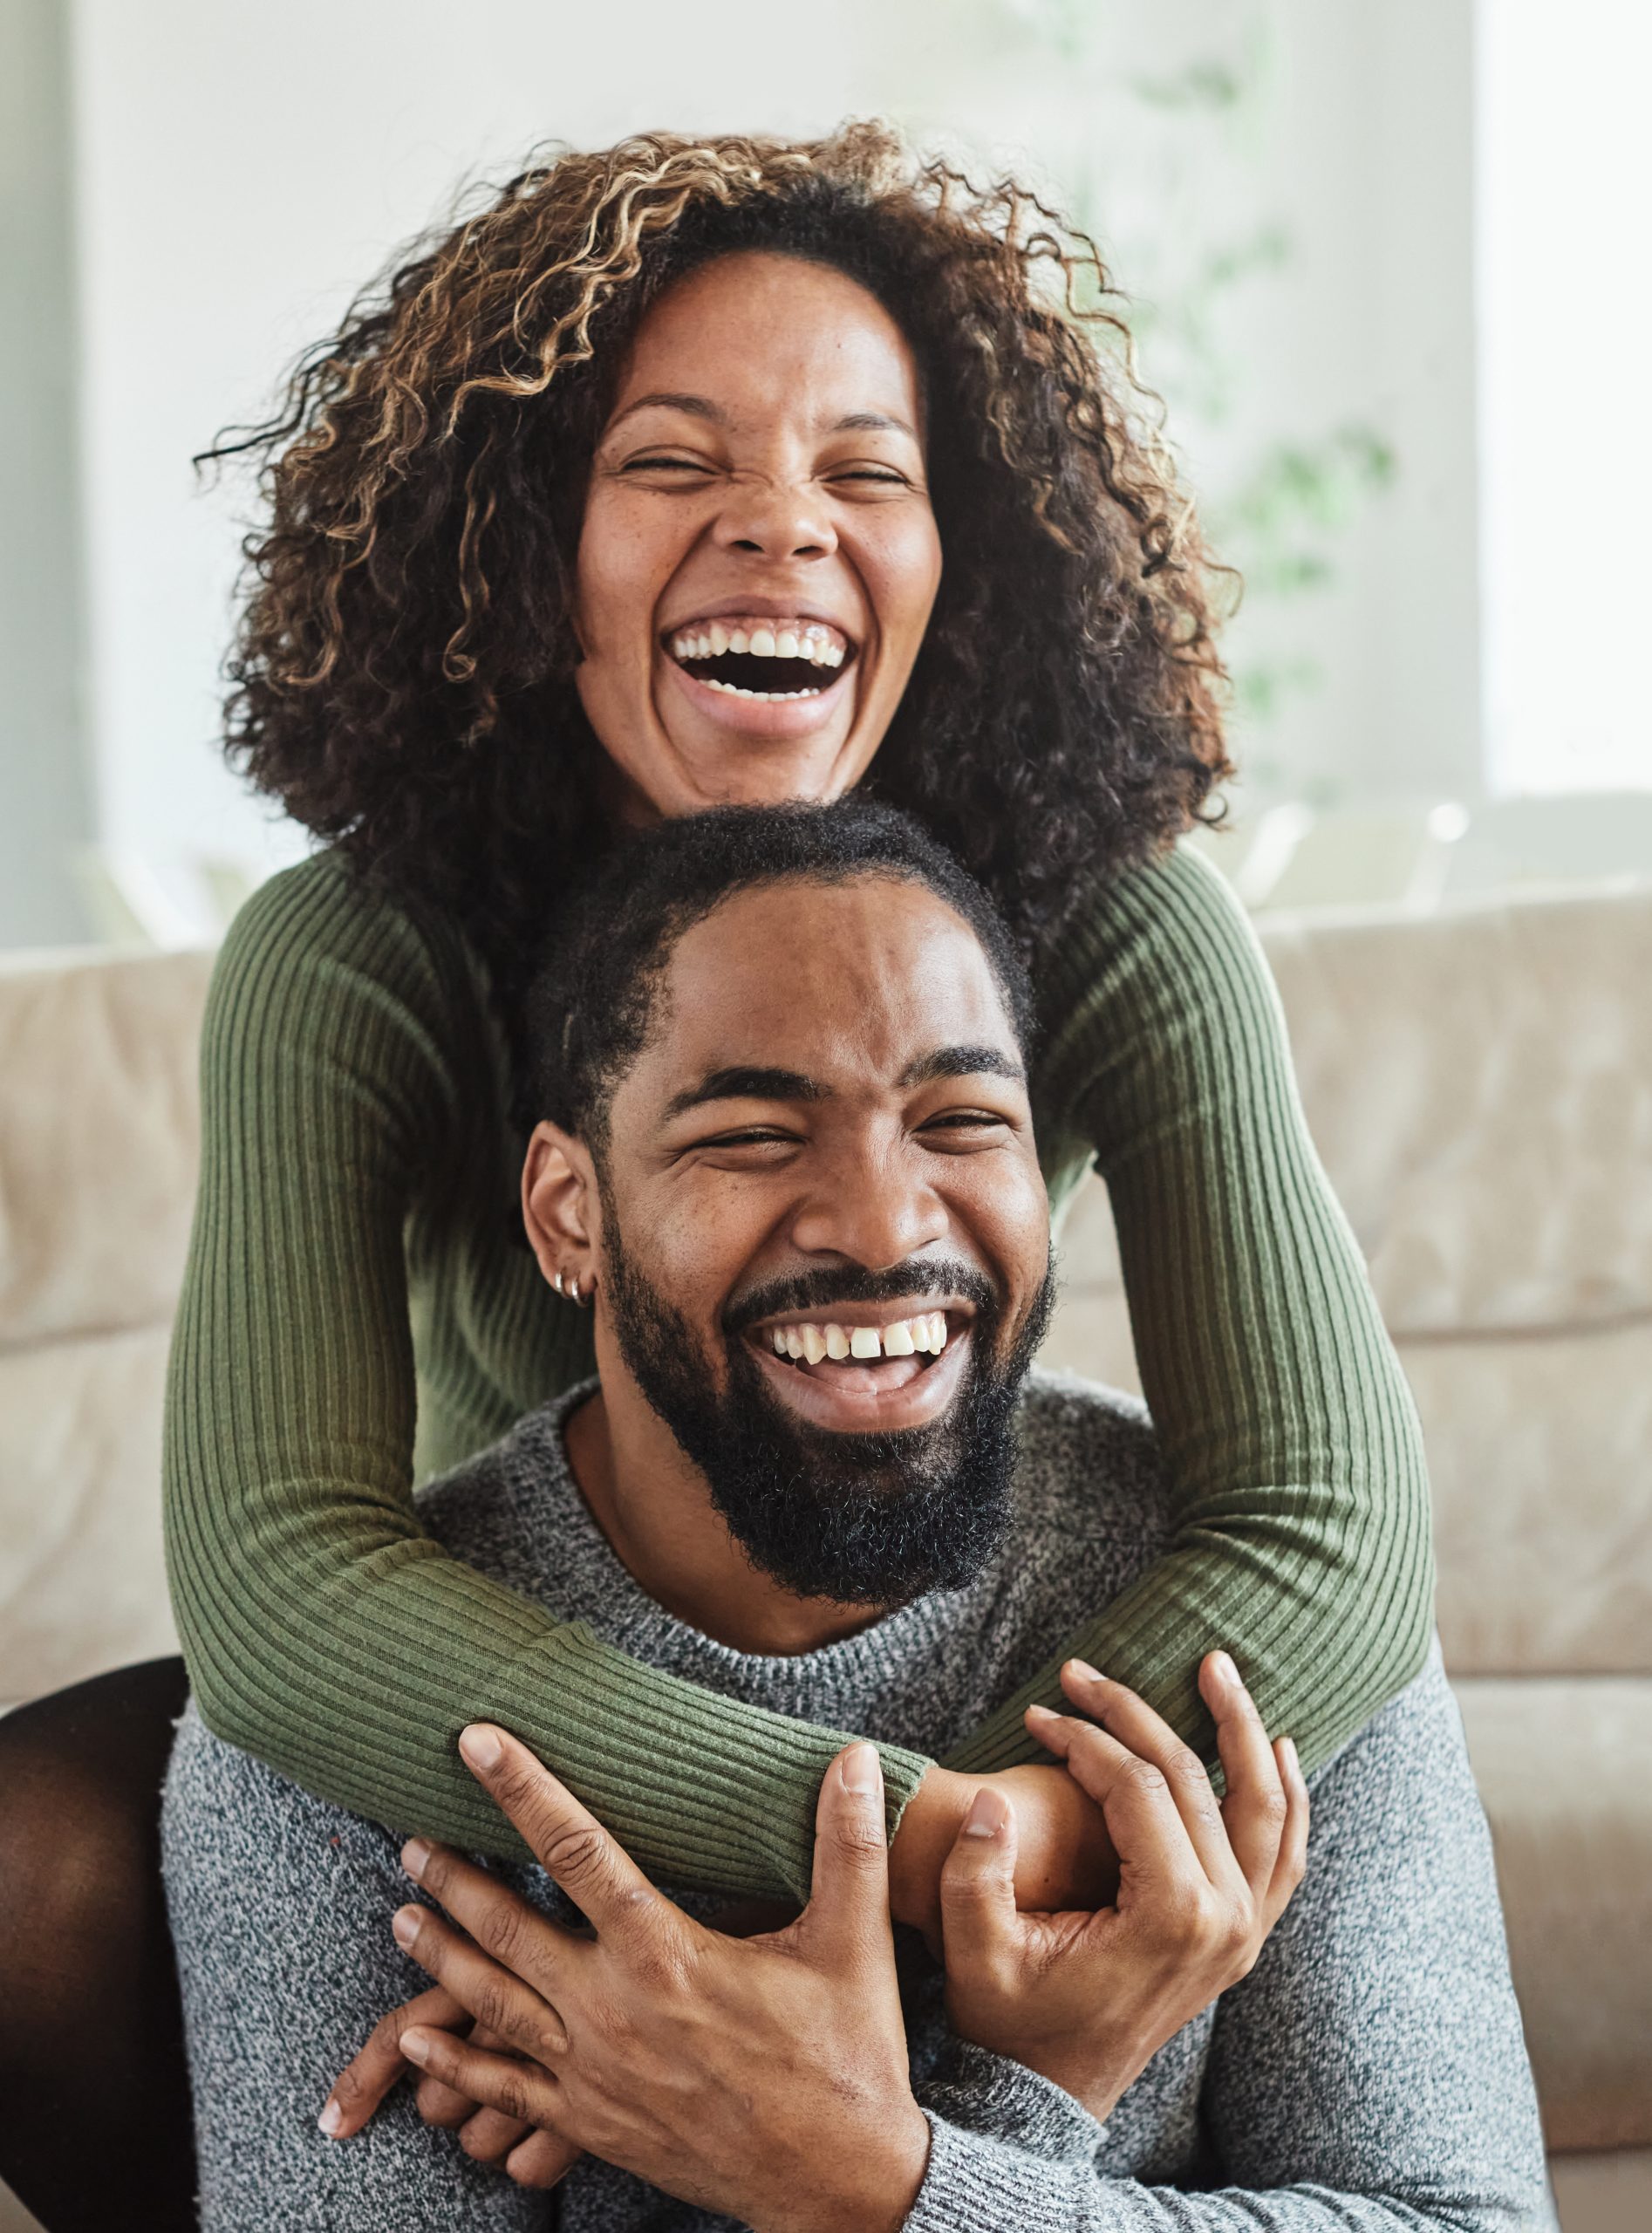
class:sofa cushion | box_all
[1259,886,1652,1341]
[1454,1675,1652,2152]
[0,947,213,1350]
[0,1323,177,1704]
[1413,1325,1651,1674]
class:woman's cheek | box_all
[574,489,682,659]
[879,509,944,627]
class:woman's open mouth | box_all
[663,614,856,706]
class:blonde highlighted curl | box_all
[207,120,1232,990]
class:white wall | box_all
[1,0,92,944]
[1478,0,1652,796]
[62,0,1480,936]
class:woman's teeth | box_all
[668,618,848,701]
[769,1315,949,1364]
[672,621,845,666]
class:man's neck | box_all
[562,1387,885,1656]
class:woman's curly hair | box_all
[208,120,1232,993]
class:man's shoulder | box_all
[1010,1369,1169,1554]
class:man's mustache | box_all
[722,1260,999,1340]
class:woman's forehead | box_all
[609,252,923,432]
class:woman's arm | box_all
[947,843,1434,1780]
[163,858,930,1899]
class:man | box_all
[162,801,1549,2229]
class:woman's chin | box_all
[652,670,870,805]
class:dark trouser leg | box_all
[0,1657,196,2231]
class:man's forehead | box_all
[638,877,1021,1106]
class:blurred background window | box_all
[1477,0,1652,797]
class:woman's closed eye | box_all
[830,466,911,486]
[619,454,715,477]
[618,455,913,492]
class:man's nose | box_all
[713,473,837,563]
[788,1146,949,1270]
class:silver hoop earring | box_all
[551,1270,566,1298]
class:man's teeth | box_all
[768,1314,950,1362]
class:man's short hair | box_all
[524,799,1035,1151]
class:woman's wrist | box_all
[889,1766,973,1934]
[890,1763,1121,1937]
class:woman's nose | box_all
[713,474,837,562]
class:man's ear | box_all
[522,1120,599,1300]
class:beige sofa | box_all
[2,879,1649,2227]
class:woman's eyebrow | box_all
[608,391,726,430]
[833,409,918,440]
[606,395,918,440]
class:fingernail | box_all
[1280,1736,1299,1773]
[392,1905,421,1950]
[400,2027,431,2067]
[460,1724,503,1772]
[1066,1658,1103,1684]
[1025,1702,1057,1724]
[401,1839,430,1881]
[840,1742,882,1795]
[962,1788,1003,1838]
[317,2098,343,2137]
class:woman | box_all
[0,120,1430,2224]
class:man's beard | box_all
[599,1209,1055,1608]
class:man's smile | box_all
[743,1299,976,1434]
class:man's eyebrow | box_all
[898,1045,1025,1088]
[660,1066,827,1120]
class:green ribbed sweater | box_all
[162,842,1433,1898]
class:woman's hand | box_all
[889,1760,1119,1945]
[320,1984,579,2189]
[388,1724,930,2233]
[939,1651,1308,2122]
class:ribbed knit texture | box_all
[162,842,1433,1897]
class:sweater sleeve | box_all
[162,860,929,1900]
[945,844,1434,1780]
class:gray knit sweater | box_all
[161,1375,1551,2230]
